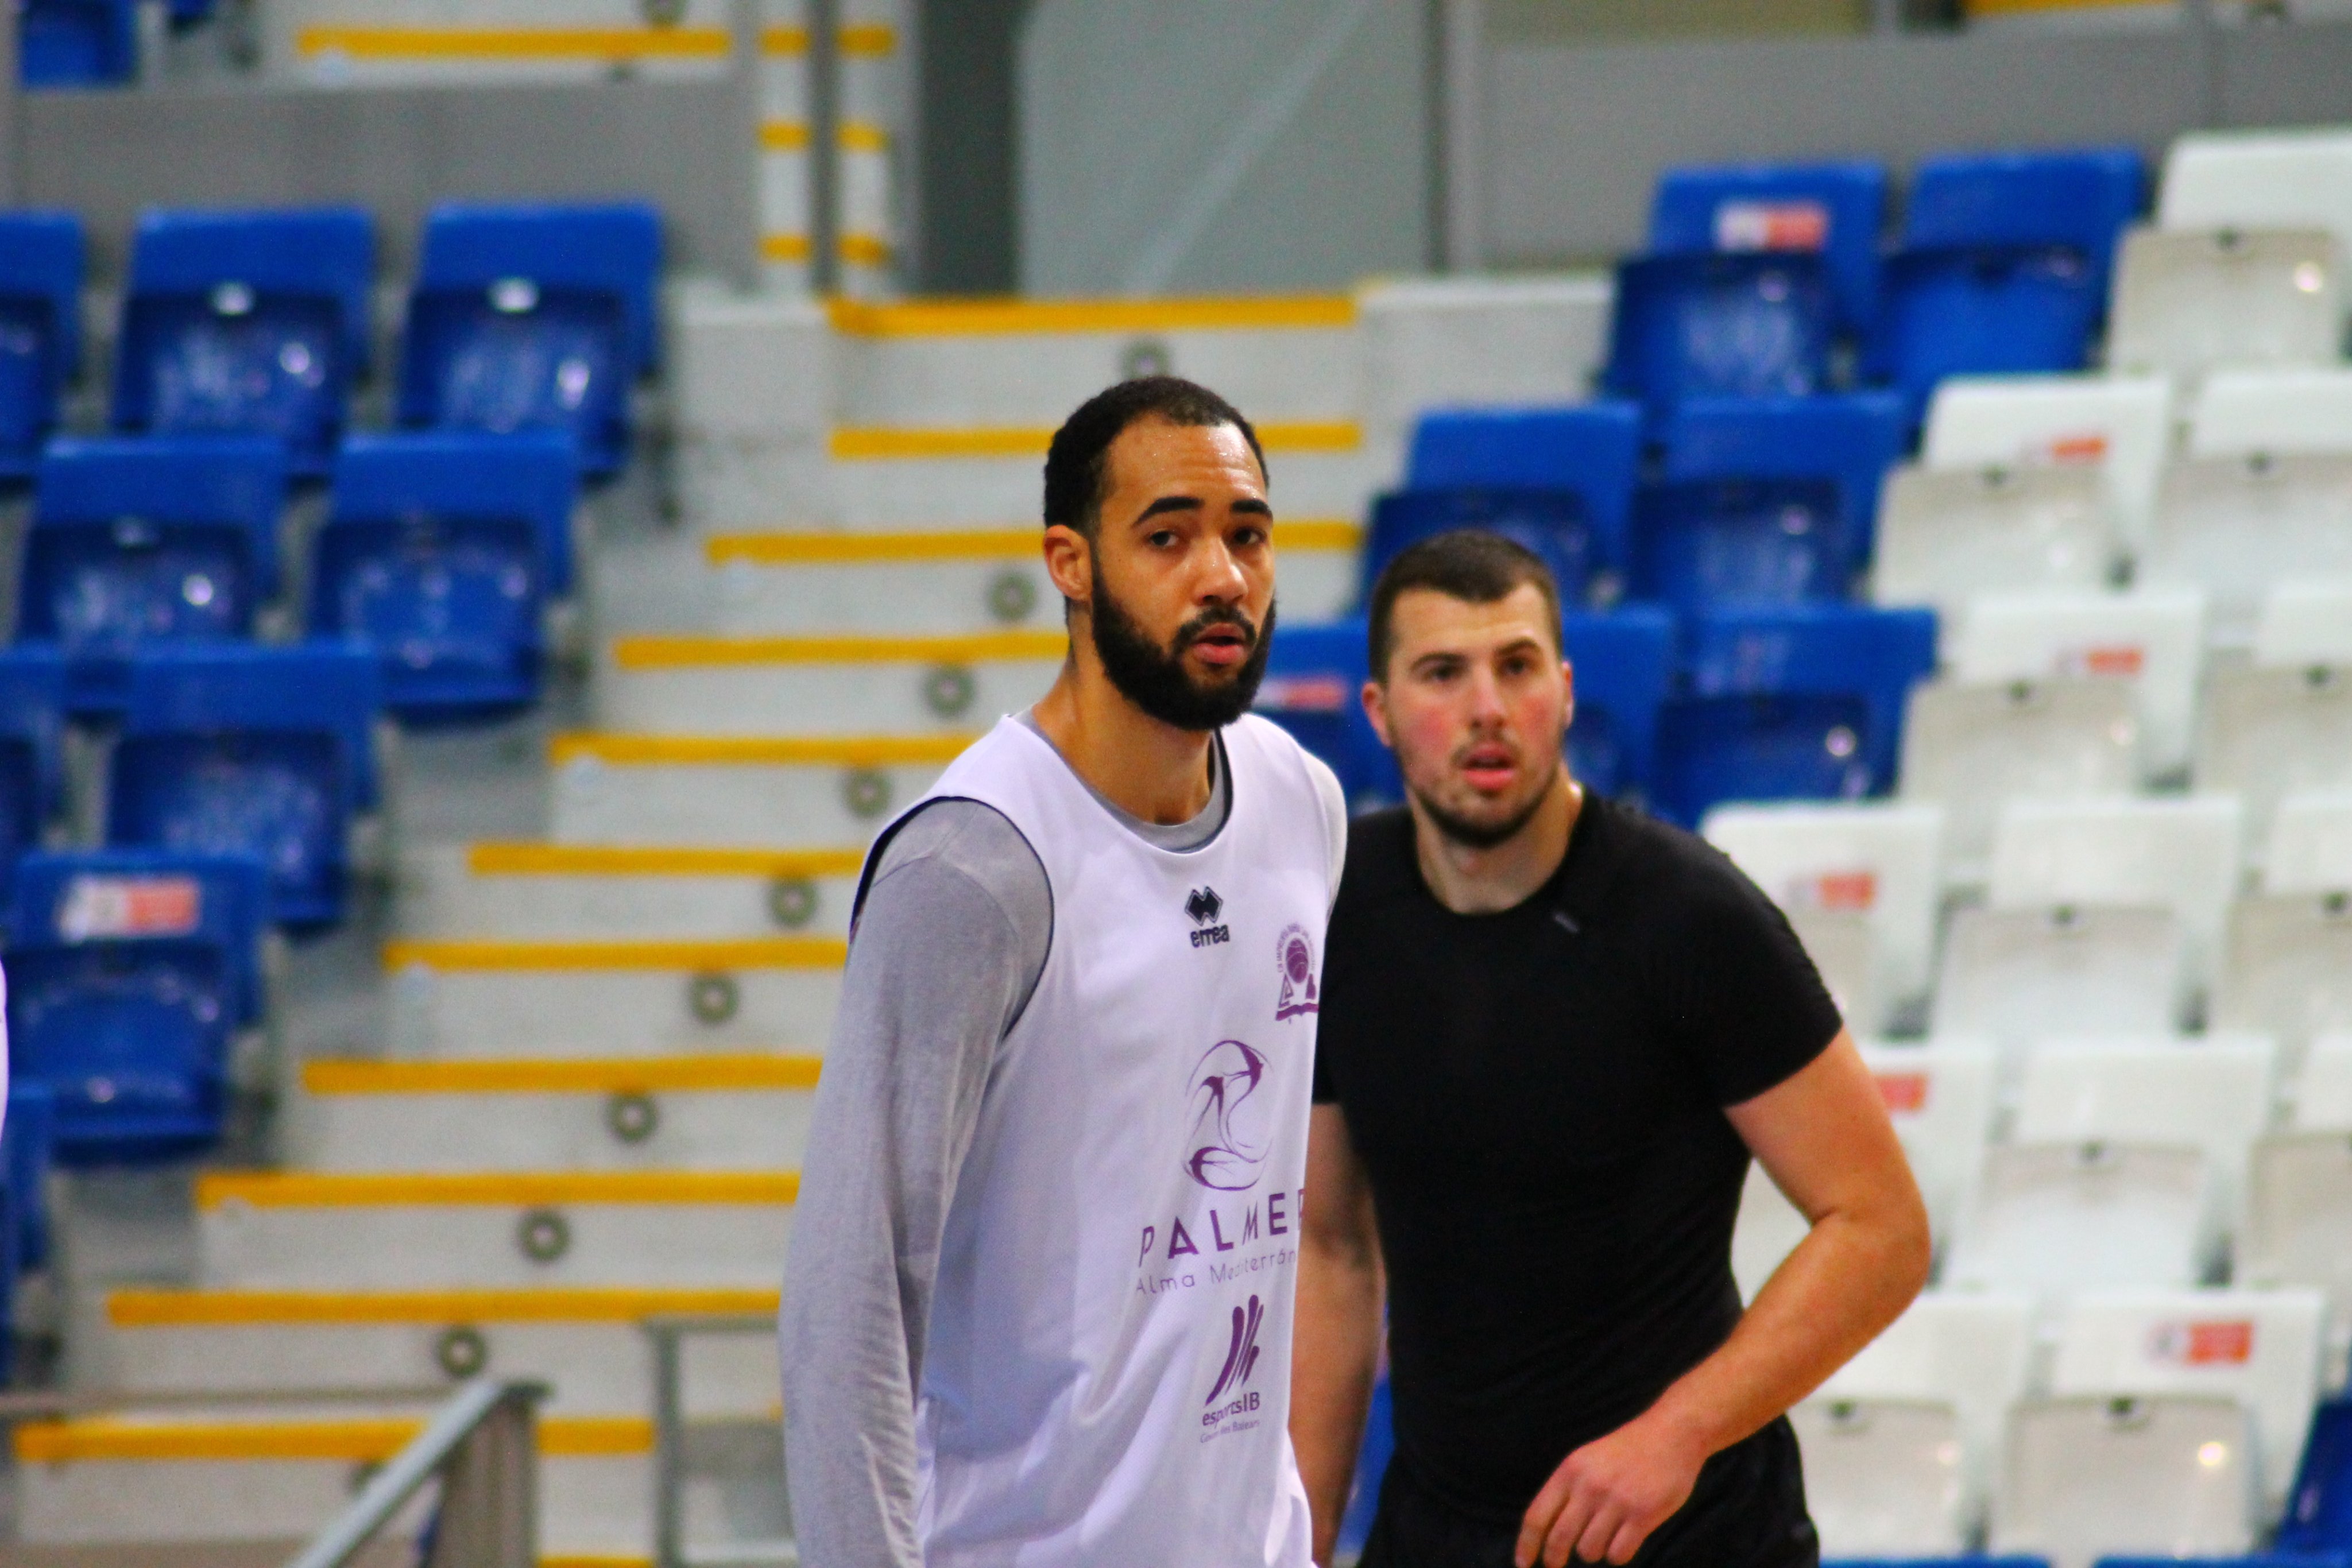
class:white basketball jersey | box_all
[893,714,1337,1568]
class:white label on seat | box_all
[1715,201,1829,252]
[58,876,202,941]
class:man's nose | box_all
[1194,535,1248,604]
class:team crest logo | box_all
[1206,1295,1266,1406]
[1275,923,1320,1020]
[1184,1039,1270,1190]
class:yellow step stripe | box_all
[763,25,807,52]
[466,843,866,878]
[109,1284,778,1328]
[830,420,1358,461]
[612,629,1066,670]
[760,119,891,153]
[17,1414,649,1465]
[297,25,729,60]
[195,1170,800,1211]
[705,518,1361,565]
[840,234,894,267]
[548,731,974,768]
[839,21,896,54]
[759,121,808,152]
[548,1557,649,1568]
[828,295,1356,338]
[382,936,846,973]
[759,234,811,264]
[303,1055,823,1096]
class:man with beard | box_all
[782,377,1347,1568]
[1289,532,1928,1568]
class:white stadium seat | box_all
[2189,366,2352,458]
[1986,795,2246,994]
[2292,1033,2352,1129]
[1935,904,2187,1052]
[1990,1395,2258,1568]
[1950,589,2208,780]
[1871,463,2119,622]
[2107,226,2347,385]
[2242,1132,2352,1388]
[2256,579,2352,667]
[2144,453,2352,644]
[2011,1034,2278,1256]
[1700,801,1947,1028]
[1898,677,2140,880]
[2049,1287,2325,1521]
[2265,791,2352,892]
[1788,1398,1969,1557]
[1945,1140,2211,1302]
[1731,1039,1998,1298]
[2160,127,2352,263]
[2197,670,2352,860]
[2214,892,2352,1073]
[1922,374,2174,548]
[1806,1291,2036,1551]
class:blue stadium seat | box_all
[12,849,272,1027]
[1654,603,1937,827]
[2281,1396,2352,1553]
[3,1081,56,1272]
[1378,403,1645,599]
[111,207,376,475]
[398,202,662,477]
[1335,1375,1395,1563]
[0,648,67,880]
[1634,395,1908,613]
[22,436,287,713]
[1605,251,1838,421]
[1563,606,1675,803]
[1867,149,2145,424]
[18,0,134,87]
[1650,160,1889,332]
[312,431,577,718]
[1255,618,1394,808]
[0,212,84,475]
[106,646,380,926]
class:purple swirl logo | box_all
[1184,1039,1270,1191]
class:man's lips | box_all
[1458,744,1519,792]
[1187,628,1251,668]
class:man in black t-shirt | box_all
[1289,531,1929,1568]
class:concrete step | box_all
[384,937,841,1058]
[547,733,961,849]
[13,1408,685,1561]
[592,629,1066,734]
[196,1170,795,1290]
[289,1055,819,1172]
[81,1284,779,1418]
[397,843,864,940]
[704,521,1363,634]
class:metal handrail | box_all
[284,1377,547,1568]
[644,1313,795,1568]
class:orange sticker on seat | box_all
[2149,1319,2255,1365]
[59,876,202,941]
[1714,201,1829,253]
[2036,432,2109,466]
[2055,644,2146,680]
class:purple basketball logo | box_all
[1184,1039,1270,1190]
[1275,923,1320,1020]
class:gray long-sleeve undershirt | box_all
[779,721,1233,1568]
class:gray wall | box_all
[1015,0,1434,297]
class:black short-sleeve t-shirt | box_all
[1313,796,1843,1524]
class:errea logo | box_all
[1186,886,1230,949]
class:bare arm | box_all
[1290,1103,1386,1566]
[1518,1031,1930,1567]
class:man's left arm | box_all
[1517,1031,1930,1568]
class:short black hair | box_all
[1367,529,1564,682]
[1043,376,1266,540]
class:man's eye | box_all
[1233,527,1267,547]
[1147,531,1178,548]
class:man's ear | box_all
[1042,524,1093,609]
[1560,657,1576,738]
[1361,677,1394,750]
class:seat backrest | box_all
[126,206,376,371]
[1989,795,2245,981]
[330,429,579,593]
[1994,1395,2257,1563]
[1659,392,1909,557]
[2192,367,2352,459]
[1950,1141,2213,1300]
[1254,617,1388,808]
[18,0,137,87]
[1906,145,2148,285]
[1702,800,1946,1006]
[1951,588,2208,779]
[1649,159,1889,329]
[1935,904,2189,1059]
[1402,402,1642,567]
[416,200,663,376]
[35,434,288,591]
[122,644,381,808]
[0,211,85,378]
[1871,461,2118,617]
[2161,127,2352,266]
[1789,1396,1971,1557]
[1365,489,1606,614]
[1604,251,1836,415]
[2215,894,2352,1074]
[1560,606,1673,802]
[2266,794,2352,896]
[9,847,272,1025]
[1924,372,2174,549]
[2146,452,2352,643]
[2109,227,2346,382]
[1682,602,1939,760]
[2052,1287,2326,1518]
[2014,1035,2278,1224]
[1897,676,2140,877]
[2256,583,2352,669]
[1817,1287,2033,1520]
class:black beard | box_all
[1409,748,1562,850]
[1086,563,1274,733]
